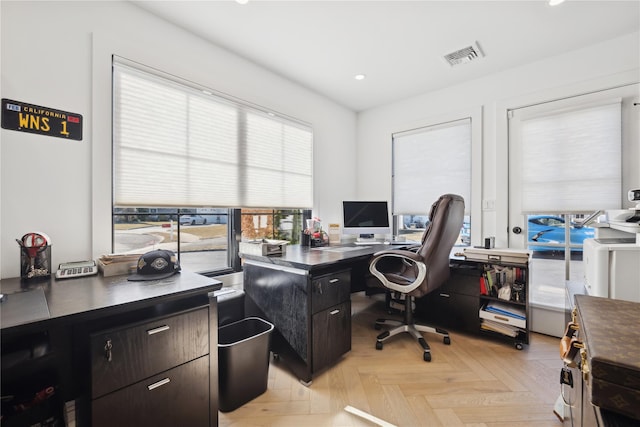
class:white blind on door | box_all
[392,118,471,215]
[113,57,313,208]
[515,101,621,213]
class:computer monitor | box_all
[342,201,391,239]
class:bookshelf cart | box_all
[415,248,530,350]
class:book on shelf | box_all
[484,301,526,320]
[480,319,520,337]
[479,276,488,295]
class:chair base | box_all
[374,318,450,362]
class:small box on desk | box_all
[463,247,530,264]
[97,254,141,277]
[239,240,288,257]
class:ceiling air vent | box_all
[443,42,484,67]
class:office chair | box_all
[368,194,465,361]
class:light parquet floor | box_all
[219,292,563,427]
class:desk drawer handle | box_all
[147,325,170,335]
[330,309,340,315]
[104,339,113,362]
[147,378,171,391]
[439,293,450,298]
[329,278,340,284]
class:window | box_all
[241,208,308,243]
[392,118,472,245]
[112,57,313,273]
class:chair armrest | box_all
[372,249,423,262]
[369,250,426,294]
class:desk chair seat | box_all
[368,194,465,361]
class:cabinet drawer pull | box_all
[147,378,171,391]
[330,309,340,315]
[494,315,510,323]
[329,278,340,284]
[439,293,450,298]
[147,325,170,335]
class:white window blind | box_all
[392,118,471,215]
[113,57,313,208]
[513,101,621,213]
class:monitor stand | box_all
[355,234,379,245]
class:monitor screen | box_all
[342,201,391,237]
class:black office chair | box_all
[368,194,465,361]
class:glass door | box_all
[507,84,638,335]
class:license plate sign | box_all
[1,98,83,141]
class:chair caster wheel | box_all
[423,352,432,362]
[273,353,280,361]
[515,342,524,350]
[376,341,383,350]
[374,323,382,330]
[443,336,451,345]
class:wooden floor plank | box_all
[220,292,562,426]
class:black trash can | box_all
[218,317,274,412]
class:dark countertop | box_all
[240,243,393,271]
[0,270,222,332]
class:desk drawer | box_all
[442,264,482,296]
[91,306,209,398]
[92,355,209,427]
[311,269,351,314]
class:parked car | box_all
[527,215,594,251]
[180,215,207,225]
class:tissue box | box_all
[239,240,288,257]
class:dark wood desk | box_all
[242,245,534,384]
[241,244,391,385]
[1,271,222,426]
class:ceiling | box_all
[132,1,640,112]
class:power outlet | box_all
[482,199,495,210]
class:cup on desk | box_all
[484,237,495,249]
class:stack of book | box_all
[479,301,526,336]
[97,253,142,277]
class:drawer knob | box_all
[104,339,112,362]
[147,325,170,335]
[147,377,171,391]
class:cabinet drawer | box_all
[91,307,209,398]
[311,270,351,314]
[312,301,351,373]
[92,355,209,427]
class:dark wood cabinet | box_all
[92,355,210,427]
[416,256,530,349]
[312,300,351,373]
[0,272,221,427]
[90,306,212,426]
[90,306,209,399]
[243,261,352,385]
[416,263,480,334]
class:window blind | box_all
[113,57,313,208]
[513,101,621,213]
[392,118,471,215]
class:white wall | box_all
[0,1,357,278]
[357,32,640,248]
[2,2,638,279]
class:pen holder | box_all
[20,244,52,281]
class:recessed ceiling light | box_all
[354,74,366,81]
[549,0,565,6]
